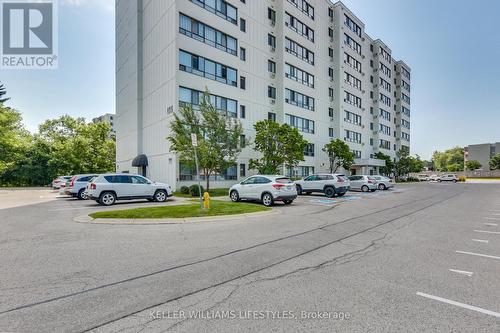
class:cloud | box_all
[62,0,114,11]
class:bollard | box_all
[203,191,210,209]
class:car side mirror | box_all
[147,181,152,184]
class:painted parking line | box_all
[448,269,473,277]
[474,230,500,235]
[472,239,489,244]
[416,292,500,318]
[484,223,498,226]
[484,217,500,221]
[455,250,500,260]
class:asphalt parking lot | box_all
[1,183,500,332]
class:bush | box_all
[189,184,204,197]
[458,176,466,182]
[180,186,190,194]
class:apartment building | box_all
[115,0,411,188]
[92,113,116,134]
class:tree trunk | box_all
[205,169,210,192]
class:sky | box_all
[1,0,500,160]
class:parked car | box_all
[52,176,71,189]
[65,174,97,199]
[295,174,350,198]
[87,174,173,206]
[348,175,378,192]
[417,174,430,182]
[59,179,71,195]
[437,174,458,183]
[229,175,297,207]
[429,174,440,182]
[371,175,394,190]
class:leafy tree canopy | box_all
[465,160,482,171]
[490,154,500,170]
[323,139,354,173]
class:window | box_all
[285,12,314,42]
[344,72,362,90]
[268,8,276,23]
[285,114,315,133]
[345,130,361,143]
[180,162,237,181]
[285,88,315,111]
[268,60,276,74]
[352,150,362,158]
[379,109,391,121]
[344,53,361,73]
[304,143,315,156]
[379,124,391,136]
[240,76,246,89]
[379,77,391,92]
[179,14,237,56]
[268,112,276,121]
[379,139,391,150]
[329,128,334,138]
[286,0,314,20]
[401,106,411,117]
[402,67,411,80]
[328,28,333,38]
[401,119,411,129]
[329,88,334,98]
[344,34,361,55]
[379,62,392,77]
[329,107,334,117]
[402,93,411,105]
[285,63,314,88]
[344,91,362,108]
[285,37,314,65]
[370,138,373,146]
[402,80,411,92]
[240,105,246,118]
[268,86,276,99]
[268,34,276,48]
[240,18,246,32]
[240,134,246,147]
[328,8,333,18]
[380,93,391,107]
[344,110,362,126]
[189,0,237,25]
[344,15,361,37]
[179,50,237,86]
[240,47,246,61]
[179,86,237,117]
[401,132,410,141]
[328,47,333,58]
[380,47,392,63]
[240,163,246,177]
[328,67,334,78]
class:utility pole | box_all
[191,134,203,209]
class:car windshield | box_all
[275,177,293,184]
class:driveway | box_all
[1,183,500,332]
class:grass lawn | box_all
[173,188,229,198]
[89,200,270,219]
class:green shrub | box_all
[458,176,466,182]
[180,186,190,194]
[189,184,204,197]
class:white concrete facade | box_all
[115,0,411,189]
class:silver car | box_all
[229,175,297,207]
[65,174,97,199]
[371,175,394,190]
[348,175,378,192]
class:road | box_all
[1,183,500,332]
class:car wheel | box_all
[378,184,387,191]
[296,185,303,195]
[154,190,167,202]
[438,179,442,183]
[77,189,87,200]
[324,186,336,198]
[361,185,369,192]
[230,190,240,202]
[261,193,274,207]
[284,200,293,205]
[99,192,116,206]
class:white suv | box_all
[87,174,173,206]
[229,175,297,207]
[437,174,458,183]
[295,174,350,198]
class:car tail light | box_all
[90,183,96,190]
[337,177,345,183]
[69,176,77,188]
[272,184,285,190]
[367,179,374,184]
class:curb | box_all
[74,209,280,225]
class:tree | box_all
[168,91,243,190]
[0,82,9,103]
[394,149,412,178]
[465,160,482,171]
[0,105,30,176]
[249,120,308,175]
[490,154,500,170]
[432,147,464,172]
[323,139,354,173]
[374,151,394,176]
[409,154,425,173]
